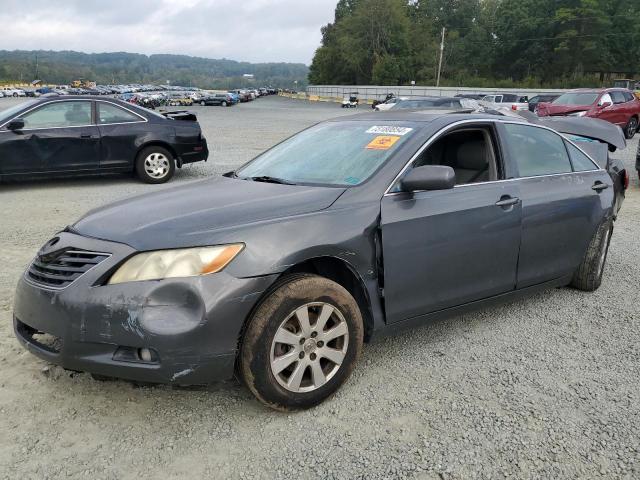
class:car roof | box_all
[331,110,524,124]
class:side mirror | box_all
[7,118,25,131]
[401,165,456,192]
[599,101,612,109]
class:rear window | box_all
[237,122,418,186]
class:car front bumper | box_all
[13,231,276,385]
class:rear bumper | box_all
[176,138,208,165]
[13,231,277,385]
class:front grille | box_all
[27,249,109,289]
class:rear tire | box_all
[200,101,205,106]
[239,274,363,411]
[570,221,613,291]
[135,146,175,184]
[221,101,228,107]
[625,117,638,139]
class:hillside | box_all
[0,50,309,88]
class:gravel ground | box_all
[0,96,638,479]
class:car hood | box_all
[537,103,591,116]
[72,177,346,251]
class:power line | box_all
[446,32,640,47]
[428,12,638,34]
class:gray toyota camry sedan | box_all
[14,111,617,410]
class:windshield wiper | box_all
[246,175,295,185]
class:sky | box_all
[0,0,337,65]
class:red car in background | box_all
[536,88,640,139]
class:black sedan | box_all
[0,97,208,183]
[528,94,560,112]
[14,111,616,411]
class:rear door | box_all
[96,101,148,169]
[610,91,629,126]
[380,122,522,323]
[0,100,99,174]
[499,122,613,288]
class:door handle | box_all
[495,196,520,207]
[592,182,609,192]
[80,134,94,139]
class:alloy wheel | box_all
[270,302,349,393]
[628,118,638,138]
[144,153,170,179]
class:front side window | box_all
[411,128,498,185]
[611,91,627,104]
[237,121,417,186]
[503,124,572,177]
[21,101,92,129]
[98,103,141,124]
[600,93,613,105]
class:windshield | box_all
[553,93,599,106]
[236,121,418,186]
[0,100,37,124]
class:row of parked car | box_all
[0,83,280,101]
[368,87,640,140]
[117,87,277,109]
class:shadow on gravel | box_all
[0,166,208,192]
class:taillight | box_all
[511,104,518,111]
[623,169,629,190]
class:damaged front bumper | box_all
[13,231,276,385]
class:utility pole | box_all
[436,27,445,87]
[34,53,39,80]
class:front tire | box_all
[221,101,228,107]
[570,221,613,291]
[135,146,175,184]
[200,101,205,106]
[239,274,363,411]
[625,117,638,139]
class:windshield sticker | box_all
[366,126,413,136]
[366,135,401,150]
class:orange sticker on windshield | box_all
[366,135,400,150]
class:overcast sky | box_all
[0,0,337,65]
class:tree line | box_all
[0,50,309,89]
[309,0,640,88]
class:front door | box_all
[7,100,100,173]
[380,124,522,323]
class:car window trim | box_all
[96,100,147,126]
[383,118,606,196]
[0,99,147,131]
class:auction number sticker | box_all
[366,126,413,136]
[366,135,401,150]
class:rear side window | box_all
[98,103,141,124]
[503,124,573,177]
[623,92,635,102]
[566,142,598,172]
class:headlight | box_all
[568,111,587,117]
[108,244,244,285]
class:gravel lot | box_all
[0,96,638,479]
